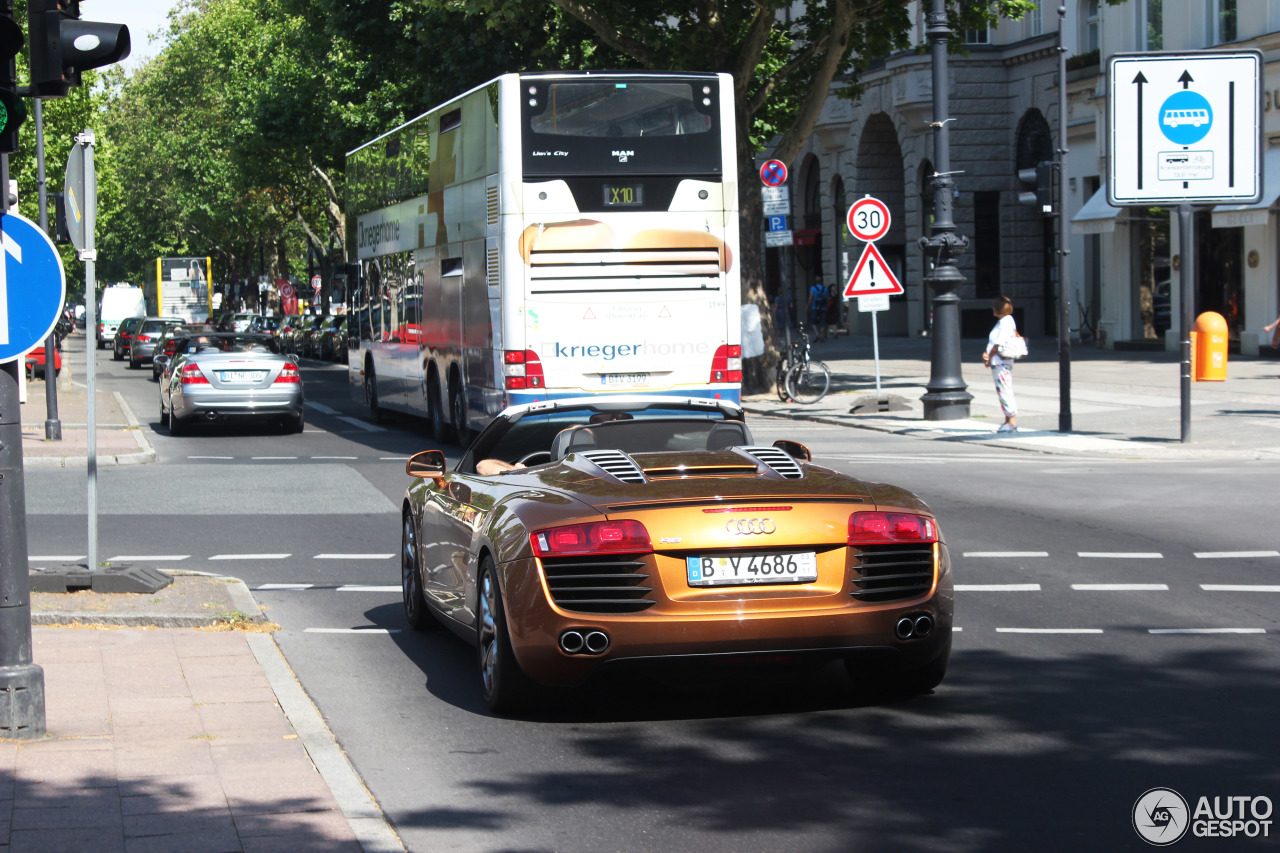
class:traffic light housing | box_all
[1017,161,1054,214]
[0,1,26,153]
[28,0,130,98]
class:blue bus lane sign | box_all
[0,212,67,363]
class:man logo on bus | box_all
[612,150,634,162]
[1159,90,1213,146]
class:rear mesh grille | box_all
[578,450,646,484]
[540,554,656,613]
[851,543,935,602]
[741,446,804,479]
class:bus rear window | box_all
[530,82,712,138]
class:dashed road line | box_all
[1201,584,1280,592]
[28,555,85,562]
[312,456,358,460]
[256,583,314,590]
[996,628,1104,634]
[955,584,1041,592]
[1071,583,1169,591]
[107,554,189,561]
[962,551,1048,558]
[304,628,401,635]
[314,553,395,560]
[304,402,340,415]
[337,416,385,433]
[1078,552,1163,559]
[1194,551,1280,559]
[188,455,234,460]
[337,585,399,593]
[1148,628,1267,635]
[210,554,291,561]
[252,456,298,460]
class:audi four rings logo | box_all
[726,519,776,535]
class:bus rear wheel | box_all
[428,374,452,441]
[451,383,470,448]
[364,361,385,424]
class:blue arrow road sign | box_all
[0,212,67,364]
[768,215,787,232]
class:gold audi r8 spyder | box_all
[401,396,952,713]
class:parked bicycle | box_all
[776,324,831,404]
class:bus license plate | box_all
[602,373,648,386]
[686,552,818,587]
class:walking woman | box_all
[982,295,1022,433]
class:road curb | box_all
[21,391,159,468]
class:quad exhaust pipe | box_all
[559,629,610,656]
[895,614,934,641]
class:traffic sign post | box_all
[1108,51,1263,442]
[843,242,903,298]
[843,195,904,400]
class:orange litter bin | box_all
[1191,311,1228,381]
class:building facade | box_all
[769,0,1280,352]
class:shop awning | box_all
[1070,184,1123,235]
[1211,147,1280,228]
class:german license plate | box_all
[686,552,818,587]
[602,373,648,386]
[221,371,265,383]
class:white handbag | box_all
[998,333,1028,360]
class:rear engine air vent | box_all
[578,450,646,484]
[741,446,804,479]
[540,554,656,613]
[851,543,935,602]
[643,464,759,479]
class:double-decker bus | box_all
[345,71,741,440]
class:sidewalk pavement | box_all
[744,332,1280,460]
[18,364,156,468]
[8,573,405,853]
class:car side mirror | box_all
[773,439,811,461]
[154,354,169,370]
[407,449,447,485]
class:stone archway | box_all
[856,113,907,334]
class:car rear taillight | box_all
[531,519,651,557]
[709,344,742,383]
[847,511,938,545]
[273,363,301,384]
[135,335,151,343]
[164,341,177,355]
[180,364,209,385]
[504,349,545,390]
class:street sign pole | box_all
[74,131,99,573]
[1178,203,1194,442]
[34,99,60,440]
[0,148,47,739]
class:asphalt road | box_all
[24,336,1280,852]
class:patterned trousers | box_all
[992,363,1017,417]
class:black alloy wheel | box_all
[477,558,534,713]
[401,509,440,631]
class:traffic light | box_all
[0,0,26,153]
[1017,161,1054,214]
[28,0,130,98]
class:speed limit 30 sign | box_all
[847,196,891,242]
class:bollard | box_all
[1192,311,1228,381]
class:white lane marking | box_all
[337,416,386,433]
[1078,552,1163,559]
[337,585,400,593]
[305,402,340,415]
[304,628,402,634]
[107,555,189,561]
[1148,628,1266,634]
[312,456,358,460]
[210,554,291,561]
[1071,583,1169,591]
[1194,551,1280,559]
[952,627,963,632]
[314,553,395,560]
[252,456,297,460]
[1201,584,1280,592]
[379,457,406,461]
[256,583,314,590]
[996,628,1104,634]
[962,551,1048,558]
[955,584,1041,592]
[28,555,86,562]
[188,455,234,460]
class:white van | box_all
[97,285,147,348]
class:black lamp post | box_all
[919,0,973,420]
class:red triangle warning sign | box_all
[583,307,597,320]
[658,306,672,318]
[843,242,903,297]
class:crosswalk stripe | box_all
[1071,583,1169,591]
[1194,551,1280,559]
[1148,628,1266,634]
[1200,584,1280,592]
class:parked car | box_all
[128,318,182,369]
[304,315,343,360]
[247,315,281,337]
[159,332,305,434]
[217,312,259,332]
[400,396,952,713]
[329,316,350,364]
[151,324,209,381]
[24,344,62,378]
[294,314,329,359]
[112,316,146,361]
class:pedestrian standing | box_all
[1264,315,1280,348]
[982,295,1022,433]
[808,278,828,341]
[825,283,840,339]
[773,290,793,336]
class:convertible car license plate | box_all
[221,370,265,383]
[686,552,818,587]
[602,373,649,386]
